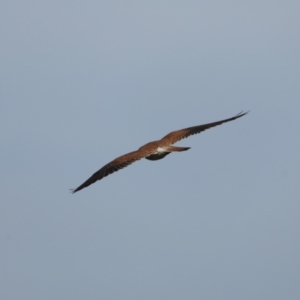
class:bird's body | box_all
[139,141,190,161]
[71,111,248,193]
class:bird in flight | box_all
[71,111,248,193]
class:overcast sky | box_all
[1,1,299,300]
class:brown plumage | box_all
[71,111,248,193]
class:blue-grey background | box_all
[1,1,299,299]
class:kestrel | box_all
[71,111,248,193]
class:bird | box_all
[71,111,248,193]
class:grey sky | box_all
[1,1,299,299]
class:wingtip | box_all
[236,110,250,117]
[69,188,77,194]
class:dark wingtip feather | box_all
[236,110,250,117]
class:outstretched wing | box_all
[71,150,146,193]
[160,111,248,145]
